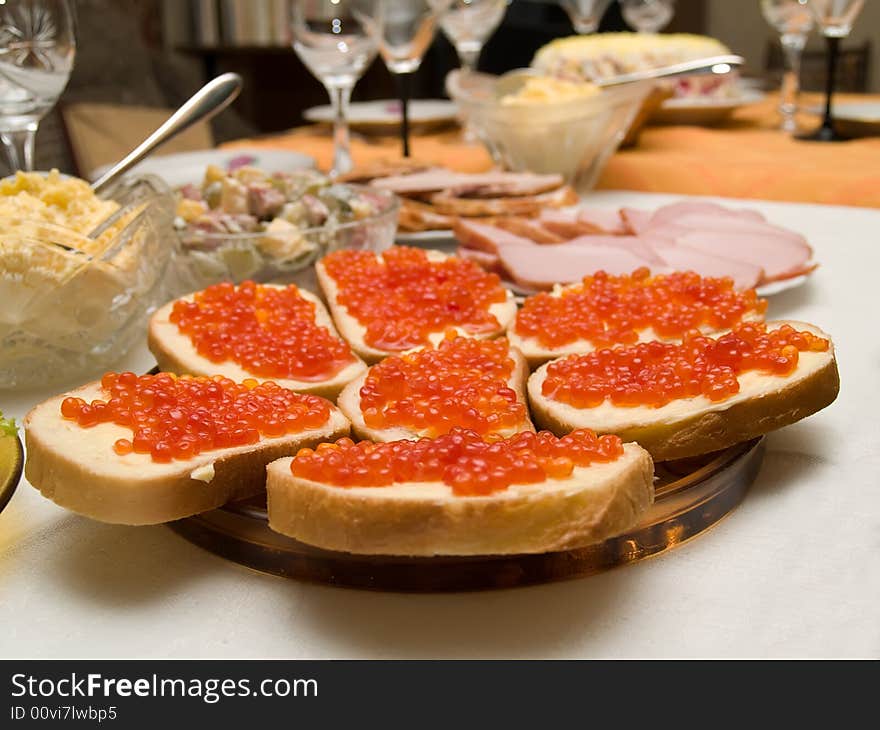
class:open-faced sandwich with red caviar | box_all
[266,428,654,556]
[315,246,517,363]
[148,281,366,400]
[23,372,350,524]
[528,321,839,461]
[337,334,532,442]
[508,269,767,369]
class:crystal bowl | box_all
[174,184,400,293]
[447,70,652,190]
[0,174,178,388]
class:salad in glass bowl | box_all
[173,165,399,289]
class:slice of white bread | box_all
[266,442,654,556]
[337,342,534,442]
[528,320,839,461]
[148,284,367,401]
[315,248,518,363]
[23,381,350,525]
[508,283,765,370]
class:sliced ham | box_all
[672,229,813,282]
[447,172,564,198]
[652,241,764,291]
[453,219,536,255]
[539,207,624,235]
[649,201,767,226]
[565,234,669,267]
[372,169,563,197]
[540,218,605,238]
[491,217,566,244]
[498,242,662,290]
[371,168,467,195]
[620,207,653,235]
[430,184,578,217]
[578,207,628,234]
[458,247,504,275]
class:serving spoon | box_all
[91,72,243,195]
[494,54,745,99]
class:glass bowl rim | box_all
[174,183,401,244]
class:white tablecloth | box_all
[2,191,877,659]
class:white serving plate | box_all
[652,89,766,126]
[304,99,458,134]
[89,147,316,189]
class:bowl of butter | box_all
[447,70,651,189]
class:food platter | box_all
[169,438,764,592]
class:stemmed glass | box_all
[558,0,614,34]
[760,0,814,134]
[368,0,452,157]
[290,0,382,177]
[800,0,865,142]
[620,0,675,33]
[0,0,76,172]
[441,0,508,73]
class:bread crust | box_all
[315,251,518,364]
[23,382,350,525]
[266,442,654,556]
[337,343,534,441]
[527,321,839,461]
[147,284,367,401]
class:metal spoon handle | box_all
[596,55,745,88]
[91,73,243,194]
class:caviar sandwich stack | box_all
[24,248,839,556]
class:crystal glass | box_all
[290,0,382,176]
[558,0,614,34]
[620,0,675,33]
[366,0,452,156]
[0,0,76,172]
[761,0,814,133]
[441,0,508,72]
[800,0,865,141]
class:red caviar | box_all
[515,269,767,349]
[359,335,527,438]
[322,247,507,351]
[290,427,624,496]
[542,322,829,409]
[169,281,355,381]
[60,372,330,463]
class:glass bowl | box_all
[174,184,400,292]
[447,70,652,190]
[0,174,178,388]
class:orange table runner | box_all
[226,93,880,208]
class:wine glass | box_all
[558,0,614,34]
[620,0,675,33]
[0,0,76,172]
[761,0,814,134]
[367,0,452,157]
[290,0,382,177]
[800,0,865,142]
[441,0,508,73]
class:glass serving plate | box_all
[169,437,765,592]
[0,174,178,388]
